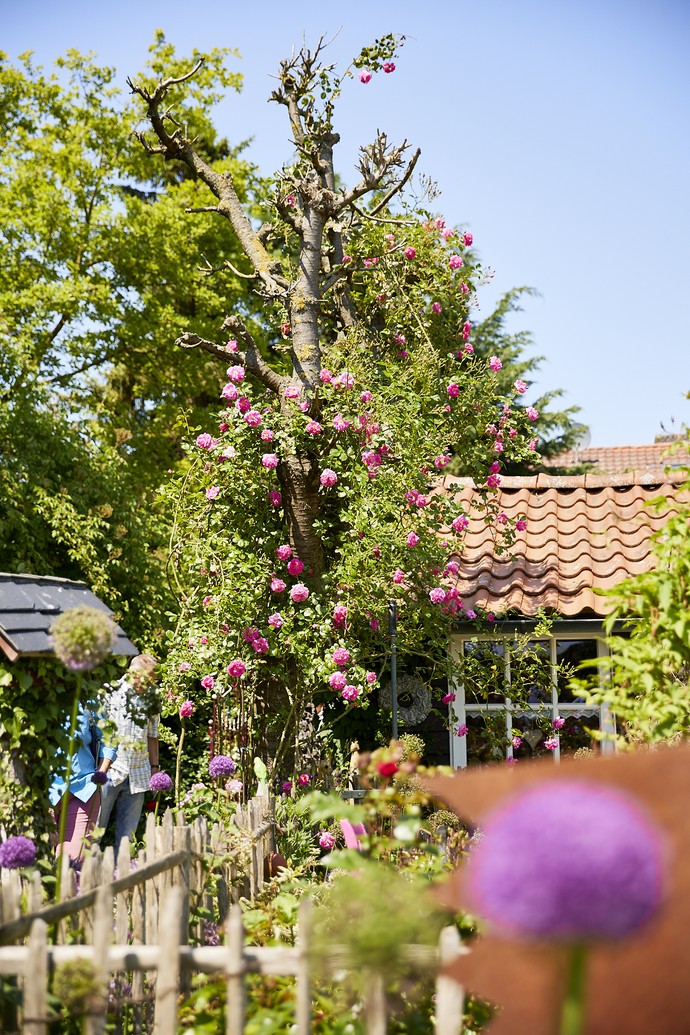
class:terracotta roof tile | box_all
[441,472,687,617]
[544,442,690,474]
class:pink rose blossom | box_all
[244,409,262,427]
[393,568,406,585]
[252,637,269,654]
[449,255,464,270]
[268,613,284,629]
[284,385,300,399]
[298,773,310,786]
[332,647,351,667]
[462,321,472,341]
[333,413,350,432]
[494,441,504,453]
[226,365,245,383]
[432,301,442,314]
[429,587,446,604]
[320,468,338,488]
[202,595,213,607]
[320,369,333,383]
[490,460,501,473]
[366,671,377,685]
[486,474,501,489]
[497,512,508,525]
[441,227,454,240]
[333,605,348,627]
[236,397,251,414]
[225,339,238,352]
[406,532,420,547]
[359,69,372,84]
[464,609,477,620]
[262,453,278,469]
[329,671,347,690]
[552,716,565,730]
[280,323,291,337]
[270,578,286,593]
[528,438,538,451]
[242,626,260,643]
[442,692,456,704]
[276,545,292,561]
[403,246,416,259]
[179,662,192,672]
[260,429,274,442]
[290,583,309,603]
[447,382,460,399]
[305,420,322,435]
[180,700,195,718]
[269,491,282,507]
[382,61,396,73]
[221,383,238,401]
[463,232,474,246]
[281,781,293,794]
[489,356,502,372]
[336,371,355,390]
[206,486,221,500]
[196,433,215,450]
[544,736,559,751]
[516,518,527,531]
[370,618,380,631]
[360,390,372,403]
[287,557,304,576]
[227,659,246,678]
[201,675,215,690]
[526,406,539,422]
[319,831,336,850]
[512,735,523,749]
[456,724,469,737]
[342,685,359,702]
[514,379,528,394]
[434,454,450,469]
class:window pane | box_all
[462,641,506,704]
[556,640,598,702]
[560,714,600,755]
[510,641,551,705]
[465,713,508,763]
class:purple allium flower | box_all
[466,780,666,942]
[209,755,236,779]
[0,835,37,869]
[149,771,173,793]
[50,606,116,672]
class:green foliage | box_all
[571,458,690,741]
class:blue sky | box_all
[5,0,689,446]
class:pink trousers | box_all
[54,790,101,865]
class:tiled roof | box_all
[544,441,689,474]
[441,471,688,617]
[0,573,138,661]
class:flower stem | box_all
[56,675,81,901]
[175,724,185,805]
[559,943,587,1035]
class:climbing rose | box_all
[221,383,238,401]
[526,407,539,422]
[261,429,274,442]
[382,61,395,73]
[206,486,220,500]
[225,339,238,351]
[320,468,338,488]
[403,246,416,259]
[489,356,503,372]
[329,671,347,690]
[393,568,406,585]
[332,647,351,667]
[244,410,262,427]
[305,421,322,435]
[226,365,245,383]
[180,700,194,718]
[442,692,456,704]
[0,836,36,869]
[462,321,472,340]
[262,453,278,468]
[511,735,523,749]
[268,613,284,629]
[242,626,260,643]
[516,518,527,531]
[342,685,360,702]
[432,301,442,314]
[544,736,559,751]
[284,385,300,399]
[276,545,292,561]
[447,383,460,399]
[514,379,528,394]
[201,675,215,690]
[227,659,246,678]
[209,755,236,778]
[178,662,191,672]
[552,716,565,730]
[333,605,348,626]
[287,558,304,576]
[270,578,286,593]
[449,255,463,270]
[360,390,372,403]
[236,397,251,414]
[269,492,282,507]
[465,781,665,941]
[406,532,420,548]
[290,584,309,603]
[320,369,333,383]
[366,672,377,685]
[456,724,469,736]
[429,588,446,604]
[358,69,371,83]
[463,232,474,246]
[333,414,350,432]
[252,637,270,654]
[319,831,336,850]
[282,781,293,794]
[298,773,310,786]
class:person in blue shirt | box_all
[49,701,117,866]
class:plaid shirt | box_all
[105,679,160,794]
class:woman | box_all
[49,701,116,867]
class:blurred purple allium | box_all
[466,780,665,942]
[149,771,173,793]
[0,835,37,869]
[209,755,236,778]
[226,778,243,796]
[50,606,116,671]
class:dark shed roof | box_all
[0,573,138,661]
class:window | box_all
[449,634,615,768]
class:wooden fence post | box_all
[153,886,183,1035]
[364,972,387,1035]
[435,925,465,1035]
[225,904,245,1035]
[295,897,312,1035]
[23,918,48,1035]
[84,884,113,1035]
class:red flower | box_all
[377,760,399,777]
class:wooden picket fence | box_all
[0,796,468,1033]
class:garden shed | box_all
[0,572,138,661]
[440,464,688,767]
